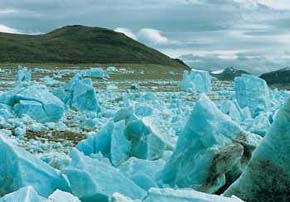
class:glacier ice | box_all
[162,94,261,193]
[63,149,146,201]
[15,66,31,82]
[0,84,64,123]
[234,74,269,117]
[110,193,138,202]
[48,190,81,202]
[224,97,290,202]
[143,188,243,202]
[219,100,242,122]
[118,157,165,190]
[53,74,101,112]
[82,67,108,79]
[0,103,14,119]
[77,115,174,166]
[0,186,48,202]
[180,69,211,93]
[0,136,70,197]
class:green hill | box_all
[0,25,188,69]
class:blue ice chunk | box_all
[144,188,244,202]
[113,107,135,122]
[224,98,290,202]
[82,68,108,79]
[0,104,14,119]
[76,122,113,156]
[77,121,130,166]
[0,136,70,197]
[0,84,64,123]
[118,157,165,190]
[64,149,146,201]
[219,100,242,122]
[0,186,48,202]
[246,112,271,136]
[53,74,101,112]
[162,94,257,193]
[234,74,269,117]
[15,66,31,82]
[77,117,173,165]
[111,121,130,166]
[48,189,81,202]
[135,105,153,117]
[110,193,139,202]
[180,69,211,93]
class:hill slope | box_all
[260,67,290,84]
[210,67,249,81]
[0,25,188,69]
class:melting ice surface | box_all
[0,66,289,202]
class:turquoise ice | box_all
[162,94,261,193]
[64,149,146,201]
[0,136,70,197]
[224,97,290,202]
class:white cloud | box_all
[0,9,17,14]
[255,0,290,10]
[0,24,20,34]
[114,27,137,40]
[137,28,169,45]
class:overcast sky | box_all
[1,0,290,74]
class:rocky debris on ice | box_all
[0,186,48,202]
[224,97,290,202]
[63,149,146,201]
[118,157,166,191]
[180,69,211,93]
[143,188,243,202]
[234,74,269,117]
[0,136,70,197]
[15,66,31,82]
[162,94,261,193]
[0,83,65,123]
[53,74,101,112]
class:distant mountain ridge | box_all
[0,25,188,69]
[210,67,249,80]
[260,67,290,84]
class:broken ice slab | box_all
[180,69,212,93]
[143,188,243,202]
[15,66,31,82]
[0,83,65,123]
[0,136,70,197]
[110,193,139,202]
[234,74,269,118]
[48,189,81,202]
[82,67,108,79]
[77,115,174,166]
[64,149,146,201]
[53,74,101,112]
[118,157,166,191]
[224,98,290,202]
[0,186,48,202]
[162,94,261,193]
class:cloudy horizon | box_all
[1,0,290,74]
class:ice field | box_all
[0,66,289,202]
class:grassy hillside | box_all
[0,25,188,69]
